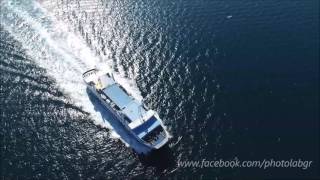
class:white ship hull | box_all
[83,69,169,151]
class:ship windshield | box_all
[142,125,165,145]
[132,116,160,137]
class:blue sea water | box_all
[0,0,319,178]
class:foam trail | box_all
[1,0,102,122]
[0,0,150,153]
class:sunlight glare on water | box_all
[0,0,144,139]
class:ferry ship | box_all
[83,68,169,150]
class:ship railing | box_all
[82,68,97,78]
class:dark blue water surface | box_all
[0,0,319,179]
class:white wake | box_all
[0,0,150,153]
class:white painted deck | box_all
[122,101,147,122]
[103,84,133,109]
[96,73,154,133]
[83,69,169,148]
